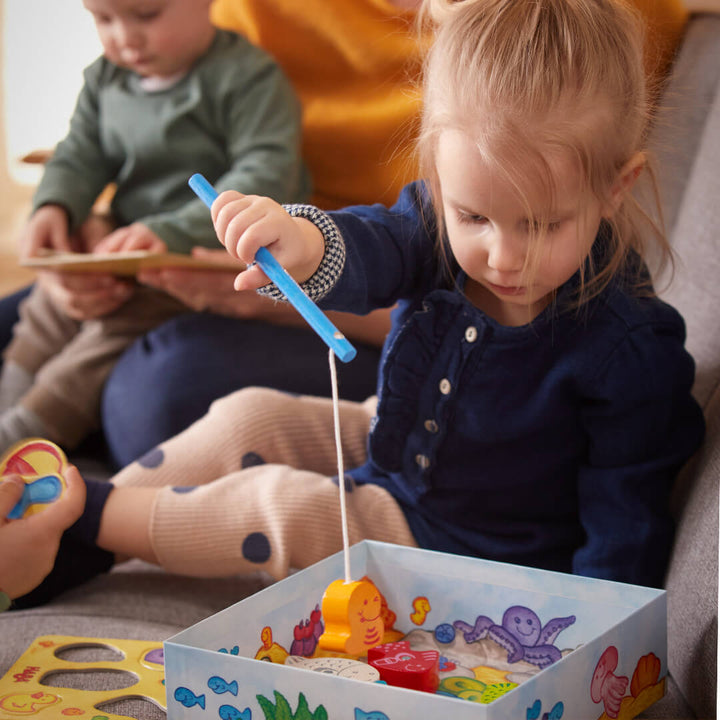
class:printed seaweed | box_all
[256,690,328,720]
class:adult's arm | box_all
[138,248,391,348]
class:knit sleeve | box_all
[32,60,118,232]
[255,182,438,312]
[141,34,310,253]
[256,205,345,303]
[573,315,704,586]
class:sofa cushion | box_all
[662,383,719,720]
[0,561,274,694]
[644,16,720,718]
[650,15,720,240]
[651,15,720,408]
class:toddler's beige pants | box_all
[111,387,417,579]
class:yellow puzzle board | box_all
[0,635,166,719]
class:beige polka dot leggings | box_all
[110,388,418,579]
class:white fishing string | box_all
[329,348,351,583]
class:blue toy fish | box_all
[219,705,252,720]
[208,676,239,696]
[173,686,206,709]
[8,474,63,519]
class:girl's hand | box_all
[18,204,73,259]
[211,192,325,292]
[92,223,167,255]
[0,467,86,600]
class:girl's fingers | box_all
[213,194,284,265]
[214,198,256,258]
[211,191,248,245]
[233,264,272,292]
[224,204,275,262]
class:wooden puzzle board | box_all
[21,250,239,276]
[0,635,166,719]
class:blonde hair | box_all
[417,0,671,307]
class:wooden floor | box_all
[0,189,36,297]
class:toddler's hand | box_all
[211,192,324,292]
[93,223,167,255]
[18,204,72,259]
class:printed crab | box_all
[454,605,576,668]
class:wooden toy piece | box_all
[0,438,68,519]
[318,578,385,655]
[0,634,166,720]
[367,641,440,693]
[284,656,381,682]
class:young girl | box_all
[11,0,704,607]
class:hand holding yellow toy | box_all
[0,440,85,603]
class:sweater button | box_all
[465,326,478,343]
[439,378,451,395]
[424,419,439,433]
[415,453,430,469]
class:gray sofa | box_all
[0,13,718,720]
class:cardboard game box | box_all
[163,541,666,720]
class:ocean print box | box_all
[163,541,667,720]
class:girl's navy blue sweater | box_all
[311,182,705,587]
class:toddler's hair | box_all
[417,0,671,307]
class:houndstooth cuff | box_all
[256,204,345,303]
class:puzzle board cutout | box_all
[0,635,166,719]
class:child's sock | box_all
[66,478,116,545]
[11,478,115,609]
[0,405,50,453]
[0,362,34,413]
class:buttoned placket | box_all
[413,322,484,477]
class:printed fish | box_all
[355,711,390,720]
[208,675,239,696]
[219,705,252,720]
[174,686,206,709]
